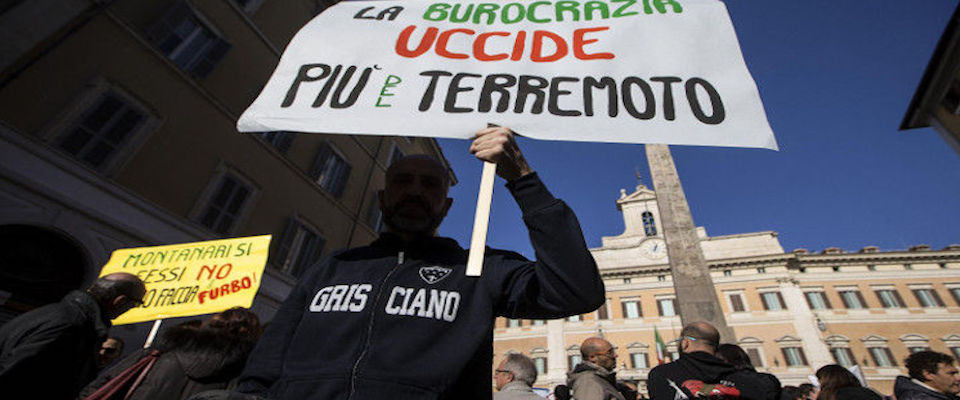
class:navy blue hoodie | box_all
[238,173,605,399]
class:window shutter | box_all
[192,38,231,78]
[840,292,852,308]
[893,290,906,307]
[747,348,762,367]
[873,290,885,307]
[822,293,833,309]
[803,293,813,309]
[761,294,770,310]
[643,353,650,369]
[846,348,857,365]
[276,132,295,153]
[780,348,789,364]
[672,299,679,314]
[332,162,352,197]
[637,302,643,317]
[271,217,297,269]
[145,1,192,45]
[931,290,945,307]
[656,300,664,316]
[775,292,786,310]
[597,301,608,320]
[912,289,923,306]
[855,292,867,308]
[310,142,333,179]
[292,233,318,278]
[799,348,808,366]
[731,294,745,312]
[884,348,897,366]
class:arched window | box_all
[642,212,657,236]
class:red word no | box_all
[195,263,233,281]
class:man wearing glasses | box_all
[567,337,627,400]
[494,353,543,400]
[0,272,146,399]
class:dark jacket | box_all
[81,323,256,400]
[647,351,780,400]
[894,375,958,400]
[0,290,109,399]
[566,361,626,400]
[237,173,605,400]
[834,386,883,400]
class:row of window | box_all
[798,286,955,311]
[503,284,958,328]
[830,345,960,368]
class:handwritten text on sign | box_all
[238,0,777,150]
[100,235,271,325]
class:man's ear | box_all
[441,197,453,217]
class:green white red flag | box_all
[654,325,667,365]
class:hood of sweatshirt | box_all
[674,351,739,382]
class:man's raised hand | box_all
[468,126,534,181]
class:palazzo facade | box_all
[493,181,960,396]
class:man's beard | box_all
[382,199,443,236]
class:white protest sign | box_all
[238,0,777,150]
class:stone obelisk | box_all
[646,144,735,341]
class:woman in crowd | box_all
[814,364,881,400]
[81,307,262,400]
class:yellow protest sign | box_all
[100,235,271,325]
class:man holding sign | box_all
[237,126,605,399]
[0,273,145,399]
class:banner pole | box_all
[143,319,163,348]
[466,161,497,276]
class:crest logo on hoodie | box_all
[419,265,452,284]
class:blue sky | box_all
[436,0,960,258]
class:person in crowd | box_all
[618,380,640,400]
[647,321,779,400]
[780,386,799,400]
[81,307,262,399]
[0,272,145,399]
[814,364,880,400]
[236,126,605,399]
[554,384,572,400]
[797,383,818,400]
[717,343,782,399]
[494,353,543,400]
[567,337,626,400]
[97,336,125,369]
[894,350,960,399]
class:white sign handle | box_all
[466,161,497,276]
[143,319,163,348]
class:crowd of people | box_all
[493,321,960,400]
[0,128,958,399]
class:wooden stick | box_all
[143,319,163,348]
[466,161,497,276]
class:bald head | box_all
[581,337,617,370]
[88,272,146,320]
[680,321,720,354]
